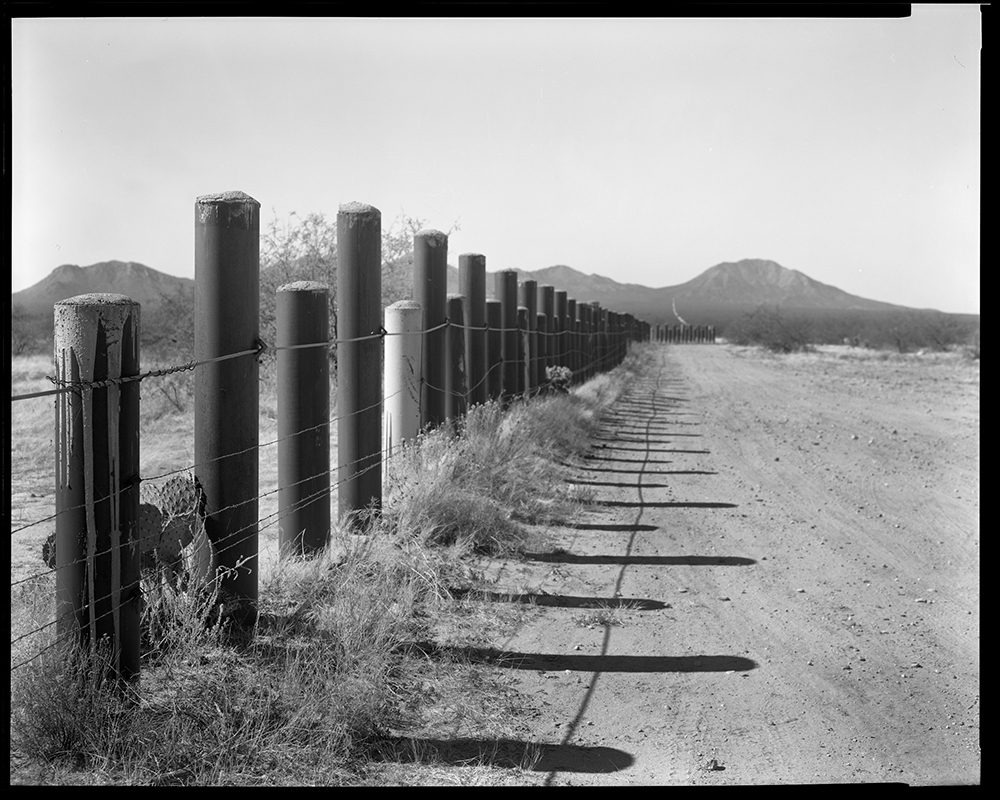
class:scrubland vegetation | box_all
[9,342,652,786]
[722,303,980,357]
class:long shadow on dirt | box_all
[595,500,737,509]
[374,736,634,773]
[587,446,710,454]
[411,643,757,673]
[449,589,669,611]
[523,553,756,566]
[572,468,718,475]
[566,523,661,531]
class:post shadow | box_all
[449,589,669,611]
[573,467,718,475]
[594,500,737,509]
[524,552,757,566]
[410,643,757,673]
[373,736,634,773]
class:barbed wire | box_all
[10,319,638,403]
[9,384,407,540]
[11,315,646,670]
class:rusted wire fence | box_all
[9,193,651,680]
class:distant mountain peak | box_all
[13,260,193,314]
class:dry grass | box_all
[10,344,653,786]
[379,349,651,556]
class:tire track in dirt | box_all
[539,360,689,785]
[484,350,755,785]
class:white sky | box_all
[11,9,980,313]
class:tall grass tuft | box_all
[380,345,652,555]
[10,528,442,785]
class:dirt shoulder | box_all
[451,344,979,785]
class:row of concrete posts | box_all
[653,323,716,343]
[49,193,650,680]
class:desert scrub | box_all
[726,305,813,353]
[380,345,652,555]
[9,528,450,785]
[10,344,653,784]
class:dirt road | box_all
[468,344,979,785]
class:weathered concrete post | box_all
[608,311,617,367]
[539,285,555,377]
[572,304,583,381]
[593,303,604,374]
[54,294,140,680]
[383,300,422,474]
[195,191,260,627]
[337,202,382,526]
[536,312,548,390]
[277,282,330,557]
[518,280,539,395]
[413,230,448,429]
[554,290,568,371]
[486,300,503,402]
[566,297,579,383]
[445,294,468,423]
[496,270,519,405]
[459,254,487,408]
[517,306,529,397]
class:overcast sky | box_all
[11,9,980,314]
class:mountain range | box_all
[12,261,194,316]
[14,257,915,327]
[461,258,909,324]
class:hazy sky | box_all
[11,9,980,313]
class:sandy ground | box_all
[445,344,979,785]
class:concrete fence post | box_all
[337,202,382,526]
[459,254,487,407]
[445,294,468,423]
[538,285,555,376]
[518,279,538,394]
[413,229,448,429]
[383,300,422,474]
[486,300,503,402]
[496,270,519,405]
[517,306,529,397]
[536,311,548,390]
[194,191,260,627]
[54,294,140,681]
[554,290,568,371]
[277,282,330,557]
[593,304,604,374]
[567,298,578,381]
[609,311,619,367]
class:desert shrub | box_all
[10,305,52,356]
[544,365,573,394]
[10,529,445,785]
[725,305,812,353]
[962,326,980,359]
[381,347,649,555]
